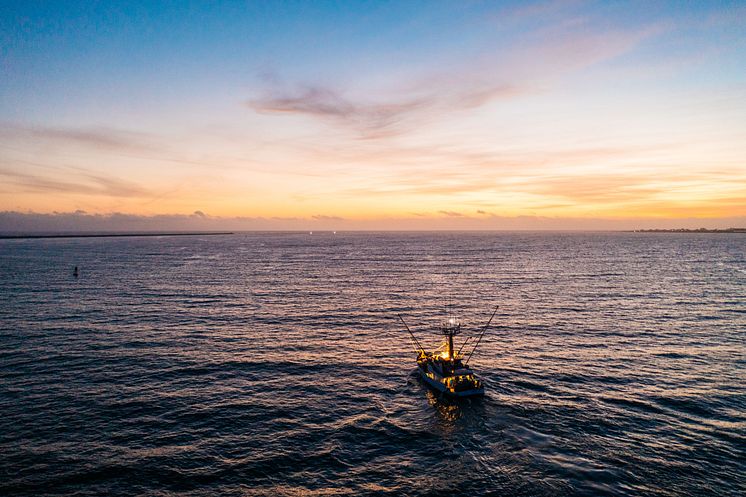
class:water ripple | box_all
[1,232,744,496]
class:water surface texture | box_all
[1,232,744,496]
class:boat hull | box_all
[419,369,485,397]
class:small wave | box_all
[651,395,719,419]
[599,395,666,415]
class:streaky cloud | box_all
[248,85,435,138]
[248,81,523,139]
[247,15,659,139]
[0,124,161,153]
[0,168,149,198]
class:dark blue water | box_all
[1,232,744,496]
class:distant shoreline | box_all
[0,232,234,240]
[631,228,746,233]
[2,229,745,239]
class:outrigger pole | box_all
[465,305,499,365]
[398,314,425,353]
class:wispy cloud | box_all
[0,125,161,154]
[248,82,525,139]
[324,143,668,199]
[248,14,660,139]
[529,169,746,208]
[0,167,150,198]
[249,86,434,138]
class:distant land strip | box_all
[632,228,746,233]
[0,232,234,240]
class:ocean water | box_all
[0,232,744,496]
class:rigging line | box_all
[403,326,419,354]
[406,337,419,354]
[398,314,424,353]
[456,335,472,356]
[457,283,500,356]
[465,305,499,365]
[407,322,423,354]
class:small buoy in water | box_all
[73,266,79,278]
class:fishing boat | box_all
[399,307,498,398]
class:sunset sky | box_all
[1,1,745,230]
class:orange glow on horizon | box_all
[2,2,745,230]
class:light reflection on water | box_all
[0,232,744,496]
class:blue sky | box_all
[1,1,745,229]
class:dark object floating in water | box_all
[73,266,79,278]
[399,306,498,398]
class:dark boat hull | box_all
[419,369,485,397]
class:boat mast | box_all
[441,317,461,359]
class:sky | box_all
[1,0,745,231]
